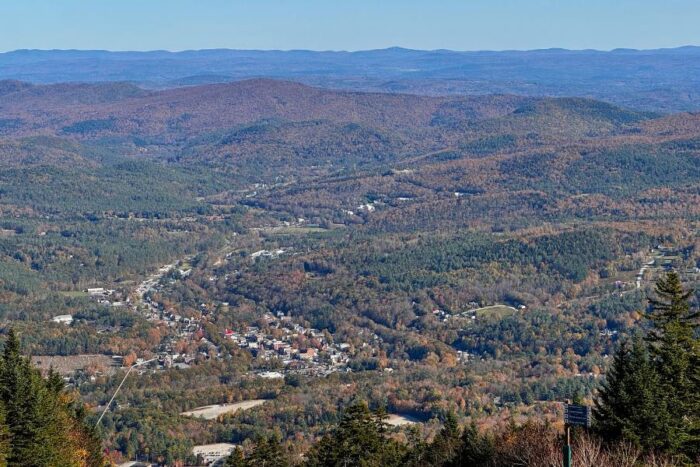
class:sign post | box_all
[562,425,572,467]
[563,403,591,467]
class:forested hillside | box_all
[1,79,700,464]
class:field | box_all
[474,305,519,319]
[180,400,269,420]
[58,291,89,298]
[31,354,118,376]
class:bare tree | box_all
[606,441,642,467]
[573,432,608,467]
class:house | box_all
[259,371,284,379]
[272,341,286,351]
[51,315,73,325]
[298,348,316,361]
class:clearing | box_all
[180,400,268,420]
[385,414,420,426]
[474,305,518,319]
[58,290,89,298]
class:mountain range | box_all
[2,47,700,112]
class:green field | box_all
[262,226,330,235]
[474,305,518,319]
[58,291,89,298]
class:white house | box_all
[258,371,284,379]
[192,443,236,464]
[51,315,73,325]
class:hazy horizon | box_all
[3,44,700,54]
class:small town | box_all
[48,258,358,382]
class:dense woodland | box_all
[1,79,700,464]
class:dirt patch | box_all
[181,399,268,420]
[31,354,119,376]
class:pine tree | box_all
[0,329,106,466]
[593,338,666,450]
[224,447,247,467]
[403,425,430,466]
[453,422,494,466]
[246,436,289,467]
[423,412,461,466]
[304,401,407,467]
[645,271,699,457]
[0,404,10,466]
[594,271,700,459]
[0,328,47,465]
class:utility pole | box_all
[95,357,157,427]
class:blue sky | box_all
[1,0,699,52]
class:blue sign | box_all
[564,404,591,428]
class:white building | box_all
[259,371,284,379]
[192,443,236,464]
[51,315,73,325]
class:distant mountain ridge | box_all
[0,77,680,188]
[2,47,700,112]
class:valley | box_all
[1,77,700,464]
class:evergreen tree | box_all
[224,447,247,467]
[645,271,699,457]
[423,412,461,466]
[246,436,289,467]
[452,422,494,467]
[0,404,10,466]
[403,425,430,467]
[593,338,666,450]
[0,328,48,465]
[304,401,407,467]
[0,329,106,466]
[594,272,699,459]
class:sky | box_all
[1,0,699,53]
